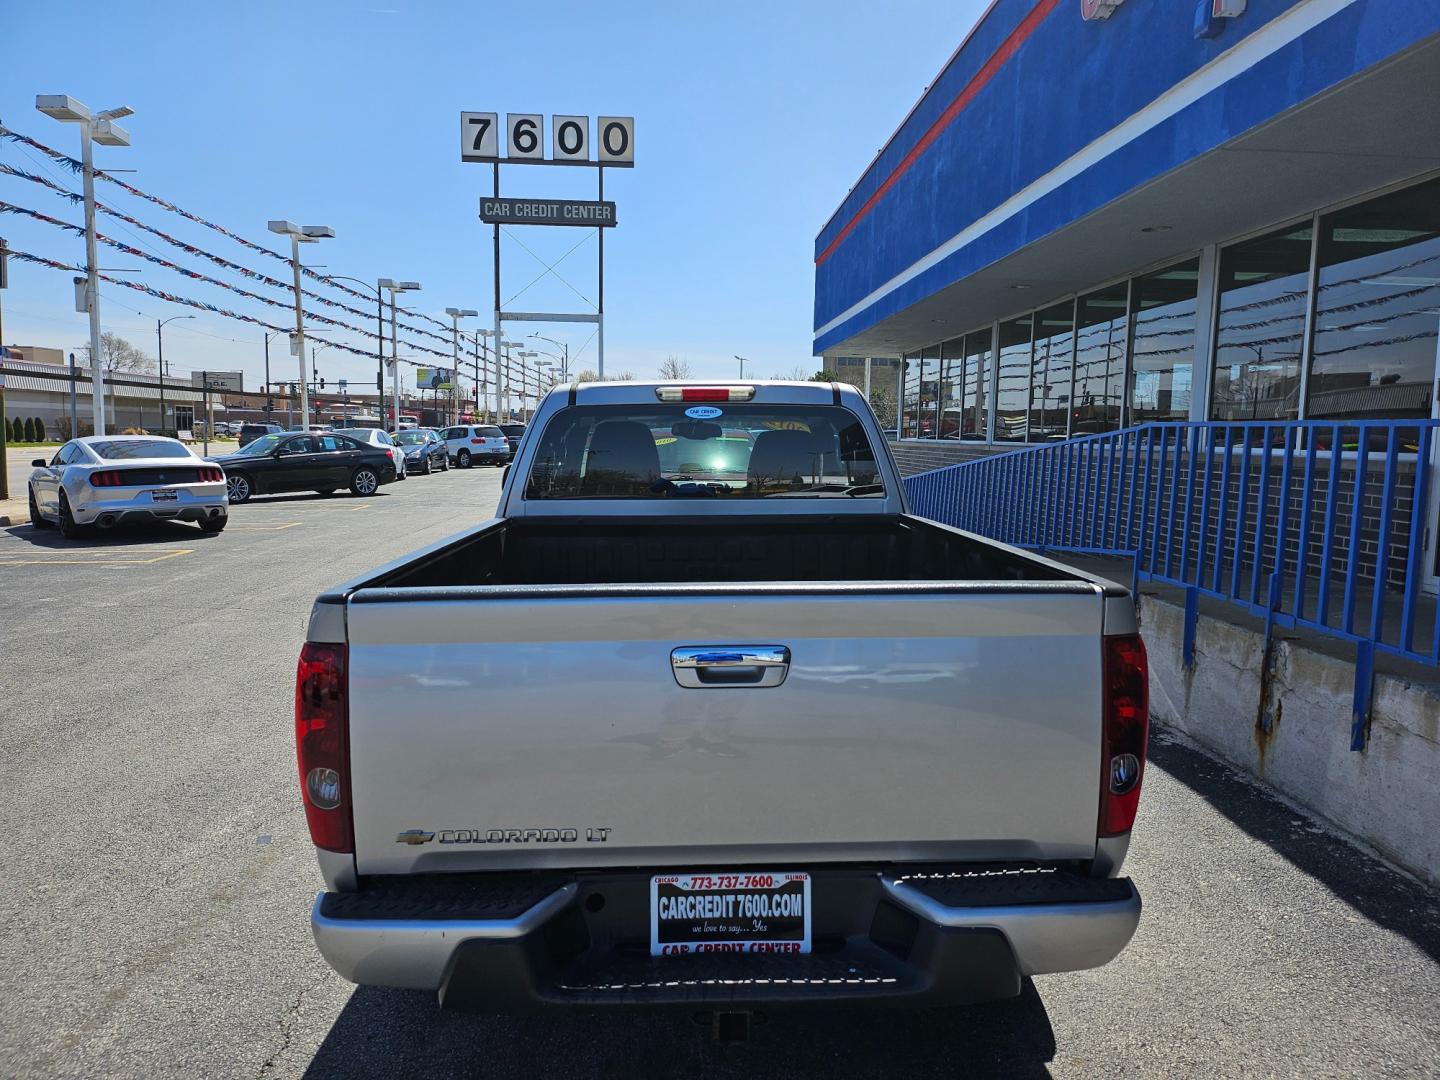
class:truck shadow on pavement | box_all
[1149,732,1440,964]
[303,980,1057,1079]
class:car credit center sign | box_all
[479,198,617,227]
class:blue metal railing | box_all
[903,420,1438,749]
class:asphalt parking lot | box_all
[1,462,1438,1079]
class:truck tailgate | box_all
[344,587,1106,875]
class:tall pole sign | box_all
[460,112,633,381]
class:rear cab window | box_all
[524,403,883,499]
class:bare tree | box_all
[612,371,637,381]
[772,365,810,381]
[866,385,897,429]
[81,332,156,374]
[656,355,692,380]
[574,369,600,383]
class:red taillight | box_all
[202,467,224,482]
[89,470,123,487]
[1100,634,1149,837]
[471,437,484,444]
[295,642,353,853]
[655,385,757,403]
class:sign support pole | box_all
[598,165,605,379]
[493,162,503,423]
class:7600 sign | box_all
[461,113,634,167]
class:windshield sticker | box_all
[684,405,723,420]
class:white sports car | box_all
[28,435,229,538]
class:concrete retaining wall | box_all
[1142,594,1440,887]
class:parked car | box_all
[27,435,228,537]
[392,429,450,475]
[498,422,527,457]
[298,381,1147,1013]
[238,422,284,448]
[396,415,421,431]
[439,424,509,468]
[207,431,398,503]
[346,428,406,479]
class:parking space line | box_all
[0,548,195,566]
[225,522,303,531]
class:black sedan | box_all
[207,431,399,504]
[392,429,451,475]
[499,423,527,456]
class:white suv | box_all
[440,425,510,468]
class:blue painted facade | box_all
[814,0,1440,354]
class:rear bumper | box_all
[311,865,1140,1011]
[74,487,228,526]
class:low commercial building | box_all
[0,351,206,436]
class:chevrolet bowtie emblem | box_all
[395,829,436,846]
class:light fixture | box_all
[1140,225,1173,234]
[1010,284,1032,291]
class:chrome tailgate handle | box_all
[671,646,791,688]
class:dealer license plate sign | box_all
[151,489,178,502]
[650,871,811,956]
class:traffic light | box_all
[320,378,326,389]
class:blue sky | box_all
[1,1,983,393]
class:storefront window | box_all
[939,337,965,439]
[1212,228,1310,421]
[900,352,920,438]
[994,316,1033,442]
[1027,301,1075,442]
[918,342,941,439]
[1131,259,1200,423]
[1072,283,1129,434]
[960,329,991,440]
[1309,177,1440,421]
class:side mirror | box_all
[32,458,47,468]
[501,463,511,483]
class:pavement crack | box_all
[256,974,328,1078]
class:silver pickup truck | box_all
[296,380,1148,1013]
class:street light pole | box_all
[267,221,334,430]
[327,276,391,427]
[529,334,571,382]
[38,96,133,435]
[379,280,421,427]
[445,307,478,427]
[263,329,286,417]
[735,355,749,380]
[156,314,193,433]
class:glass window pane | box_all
[939,338,965,439]
[961,330,992,441]
[1212,228,1310,421]
[901,353,920,439]
[995,316,1033,442]
[918,342,941,439]
[1131,259,1200,423]
[1309,177,1440,421]
[1028,301,1075,442]
[1073,283,1130,434]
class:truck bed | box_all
[357,515,1086,590]
[333,515,1117,878]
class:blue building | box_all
[812,1,1440,835]
[814,0,1440,458]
